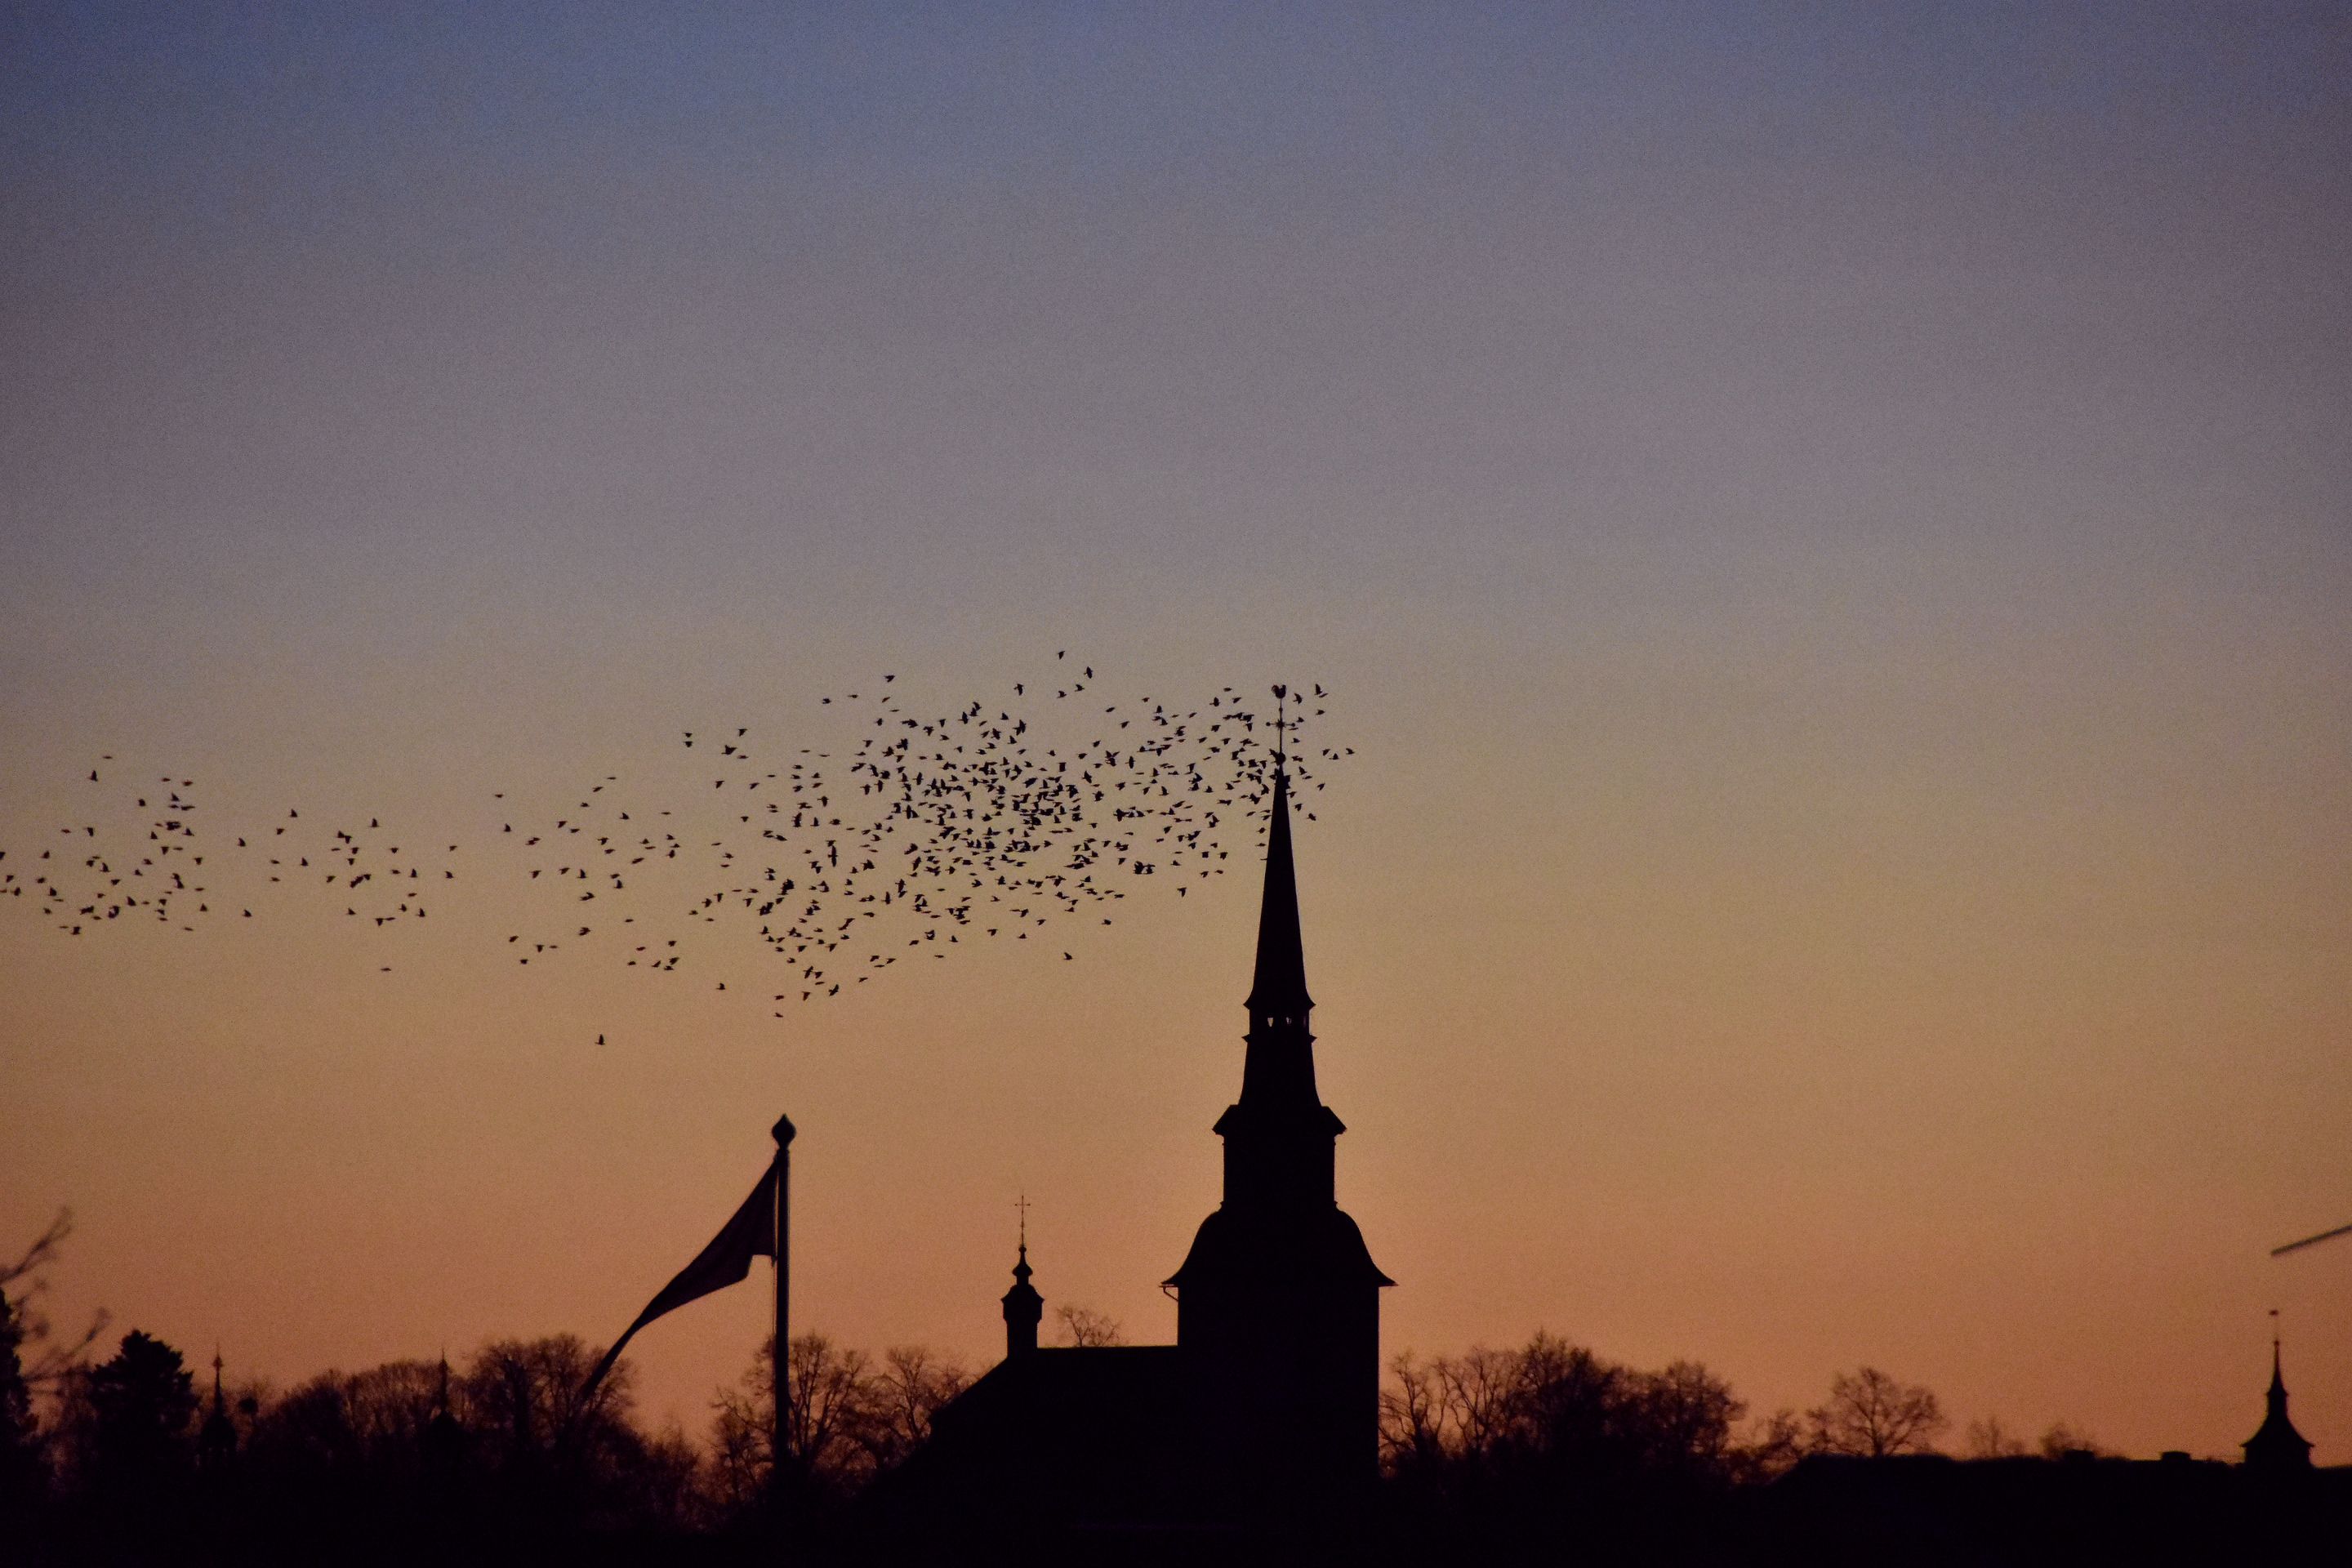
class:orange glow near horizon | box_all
[4,3,2348,1472]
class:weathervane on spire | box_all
[1272,683,1288,769]
[1015,1192,1031,1251]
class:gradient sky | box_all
[4,3,2348,1462]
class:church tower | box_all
[1001,1227,1043,1360]
[2241,1334,2314,1471]
[1166,762,1392,1516]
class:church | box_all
[871,764,1392,1535]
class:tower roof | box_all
[1243,768,1312,1022]
[2243,1339,2314,1469]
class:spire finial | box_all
[1015,1192,1030,1253]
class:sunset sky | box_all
[4,4,2347,1463]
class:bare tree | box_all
[709,1332,881,1508]
[2037,1420,2112,1459]
[1380,1352,1451,1472]
[1445,1341,1547,1459]
[1053,1305,1124,1348]
[2,1209,109,1393]
[1803,1367,1946,1457]
[782,1332,875,1489]
[461,1334,633,1474]
[706,1343,772,1514]
[862,1346,969,1470]
[1624,1360,1745,1475]
[1733,1408,1806,1482]
[1381,1333,1755,1486]
[1965,1415,2029,1458]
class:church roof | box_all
[869,1347,1198,1530]
[1165,1202,1393,1290]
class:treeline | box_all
[6,1322,2090,1554]
[7,1215,2134,1564]
[1,1318,964,1560]
[1375,1336,1940,1561]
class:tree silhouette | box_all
[452,1334,694,1528]
[711,1332,875,1509]
[862,1345,969,1471]
[1379,1331,1759,1562]
[0,1287,41,1517]
[87,1330,198,1499]
[1,1209,109,1396]
[218,1339,696,1539]
[709,1333,967,1519]
[1802,1366,1946,1457]
[2035,1419,2112,1459]
[1053,1304,1124,1348]
[1964,1414,2030,1458]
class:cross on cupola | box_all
[1001,1193,1044,1359]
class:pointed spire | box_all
[2243,1312,2313,1469]
[198,1349,237,1472]
[1244,767,1313,1027]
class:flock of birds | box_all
[1,660,1350,1014]
[0,773,462,959]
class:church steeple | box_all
[2243,1320,2314,1470]
[1237,768,1321,1111]
[1161,686,1392,1241]
[1165,702,1392,1512]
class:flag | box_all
[581,1157,777,1401]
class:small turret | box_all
[1002,1199,1044,1359]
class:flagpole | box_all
[772,1111,795,1496]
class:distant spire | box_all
[2243,1312,2313,1470]
[424,1347,466,1472]
[198,1349,237,1472]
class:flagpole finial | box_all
[773,1112,796,1147]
